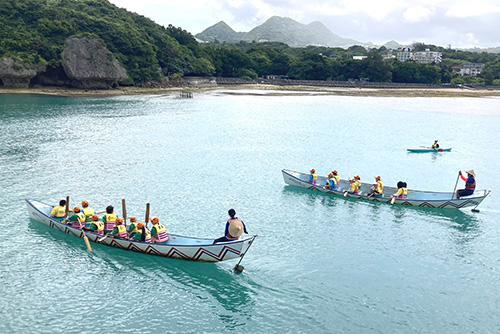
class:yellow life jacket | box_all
[334,175,340,185]
[312,173,318,180]
[355,180,361,190]
[375,180,383,194]
[51,206,67,218]
[91,220,104,232]
[104,213,117,222]
[75,212,86,222]
[82,207,95,222]
[129,223,139,234]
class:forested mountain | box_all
[195,21,245,43]
[197,16,361,47]
[0,0,215,84]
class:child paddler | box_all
[130,222,151,242]
[149,217,169,243]
[102,205,118,234]
[109,218,127,238]
[127,216,139,238]
[88,215,105,235]
[369,176,384,198]
[50,199,67,221]
[81,200,95,228]
[68,206,86,228]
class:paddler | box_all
[67,206,86,228]
[149,217,169,243]
[392,181,408,199]
[431,140,439,149]
[213,209,248,244]
[102,205,118,234]
[369,176,384,197]
[109,218,127,238]
[130,222,151,242]
[81,200,95,228]
[50,199,68,221]
[127,216,139,238]
[456,170,476,199]
[324,171,339,190]
[308,168,318,185]
[348,175,361,194]
[88,214,105,235]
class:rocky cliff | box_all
[0,58,46,88]
[61,37,128,89]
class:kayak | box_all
[282,169,490,210]
[407,148,452,152]
[26,199,256,262]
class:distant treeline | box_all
[1,0,500,86]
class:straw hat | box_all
[228,219,243,238]
[466,169,476,177]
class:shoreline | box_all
[1,84,500,98]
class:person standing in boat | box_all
[369,176,384,197]
[431,140,439,149]
[392,181,408,199]
[102,205,118,234]
[308,169,318,185]
[456,170,476,199]
[50,199,68,221]
[67,206,86,228]
[88,215,105,235]
[109,218,127,238]
[149,217,169,243]
[213,209,248,244]
[81,200,95,229]
[130,222,151,242]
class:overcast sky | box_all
[108,0,500,48]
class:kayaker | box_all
[110,218,127,238]
[81,200,95,228]
[308,168,317,185]
[456,170,476,199]
[213,209,248,244]
[348,175,361,194]
[392,181,408,199]
[431,140,439,149]
[149,217,169,243]
[88,214,105,235]
[102,205,118,234]
[130,222,151,242]
[127,216,139,238]
[369,176,384,197]
[67,206,86,228]
[50,199,67,221]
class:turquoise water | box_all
[0,91,499,333]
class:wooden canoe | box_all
[407,148,452,152]
[26,199,256,262]
[282,169,490,210]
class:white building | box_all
[396,48,442,64]
[460,63,485,76]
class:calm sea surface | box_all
[0,90,499,333]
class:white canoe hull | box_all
[26,199,256,262]
[282,169,490,210]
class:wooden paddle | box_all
[234,236,257,273]
[145,203,150,228]
[77,218,92,251]
[391,196,396,205]
[122,199,127,228]
[97,233,111,242]
[451,172,460,199]
[65,196,70,214]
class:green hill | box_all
[195,21,246,43]
[0,0,215,84]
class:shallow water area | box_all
[1,91,499,333]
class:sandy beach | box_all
[1,84,500,98]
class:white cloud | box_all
[107,0,500,48]
[403,6,434,23]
